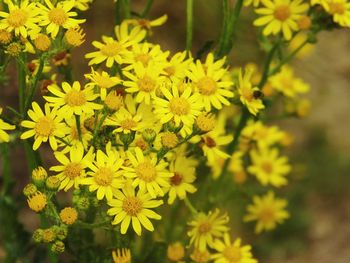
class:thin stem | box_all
[17,57,26,115]
[24,56,45,115]
[92,108,108,144]
[75,114,83,142]
[123,0,131,19]
[184,197,198,215]
[258,40,280,89]
[0,143,11,195]
[186,0,194,52]
[269,38,309,76]
[141,0,154,17]
[216,0,244,58]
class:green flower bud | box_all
[23,183,38,197]
[45,176,60,191]
[32,229,44,243]
[32,166,48,186]
[51,240,65,254]
[75,197,90,210]
[120,132,135,149]
[42,228,56,243]
[52,225,68,240]
[142,128,156,143]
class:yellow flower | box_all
[123,42,169,70]
[244,191,289,233]
[237,68,265,116]
[211,234,258,263]
[0,0,40,38]
[163,51,193,82]
[288,33,314,58]
[107,184,163,236]
[167,156,197,204]
[27,191,47,212]
[80,143,124,200]
[0,29,12,44]
[38,0,85,37]
[0,109,15,143]
[125,14,168,31]
[112,248,131,263]
[59,207,78,225]
[74,0,93,11]
[153,84,203,136]
[85,21,146,68]
[167,242,185,262]
[254,0,309,40]
[123,147,172,198]
[123,62,164,104]
[269,66,310,97]
[50,144,94,191]
[188,209,230,251]
[190,249,211,263]
[244,0,262,7]
[20,102,68,150]
[44,81,102,119]
[188,53,234,111]
[248,147,291,187]
[323,0,350,27]
[85,68,121,100]
[64,26,86,47]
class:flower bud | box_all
[27,191,47,212]
[32,166,48,186]
[51,240,65,253]
[45,176,60,191]
[42,228,56,243]
[32,229,44,243]
[142,128,156,143]
[60,207,78,225]
[34,34,51,51]
[52,225,68,240]
[167,242,185,261]
[23,183,38,197]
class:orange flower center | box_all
[198,222,211,234]
[120,119,137,131]
[259,207,276,224]
[170,172,183,186]
[274,5,291,21]
[64,162,83,179]
[136,161,157,182]
[223,246,242,262]
[136,53,151,66]
[8,9,28,28]
[49,8,68,26]
[138,75,156,92]
[329,2,345,14]
[101,41,122,57]
[65,90,86,106]
[35,116,55,137]
[94,167,113,186]
[261,161,273,174]
[197,76,217,95]
[169,97,190,115]
[122,196,143,216]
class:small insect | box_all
[253,90,264,99]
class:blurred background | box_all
[1,0,350,262]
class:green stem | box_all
[216,0,244,58]
[24,56,45,115]
[141,0,154,17]
[0,143,11,195]
[123,0,131,19]
[269,38,309,76]
[76,220,110,229]
[23,140,42,173]
[92,108,108,144]
[258,40,280,89]
[17,56,26,115]
[186,0,194,52]
[75,114,82,142]
[184,197,198,215]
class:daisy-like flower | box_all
[0,108,15,143]
[107,183,163,236]
[123,42,169,71]
[0,0,40,38]
[188,209,230,251]
[248,147,291,187]
[163,51,193,82]
[80,143,124,200]
[50,144,94,191]
[269,66,310,98]
[188,53,234,111]
[323,0,350,27]
[211,234,258,263]
[44,81,102,119]
[38,0,85,38]
[85,21,146,68]
[237,68,265,116]
[244,191,289,233]
[253,0,309,40]
[123,62,164,104]
[20,102,68,150]
[167,156,197,204]
[123,147,173,198]
[85,68,121,100]
[74,0,93,11]
[153,84,203,136]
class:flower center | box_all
[65,90,86,107]
[136,53,151,66]
[259,207,276,224]
[169,97,190,116]
[223,246,242,262]
[94,167,113,186]
[138,75,156,92]
[122,196,143,216]
[48,8,68,26]
[274,5,291,21]
[8,9,28,28]
[164,66,176,76]
[261,161,273,174]
[242,87,253,102]
[64,162,83,179]
[170,172,183,186]
[329,2,345,14]
[136,161,157,182]
[35,116,55,137]
[120,119,137,131]
[101,41,122,57]
[197,77,217,95]
[95,75,114,88]
[198,222,211,234]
